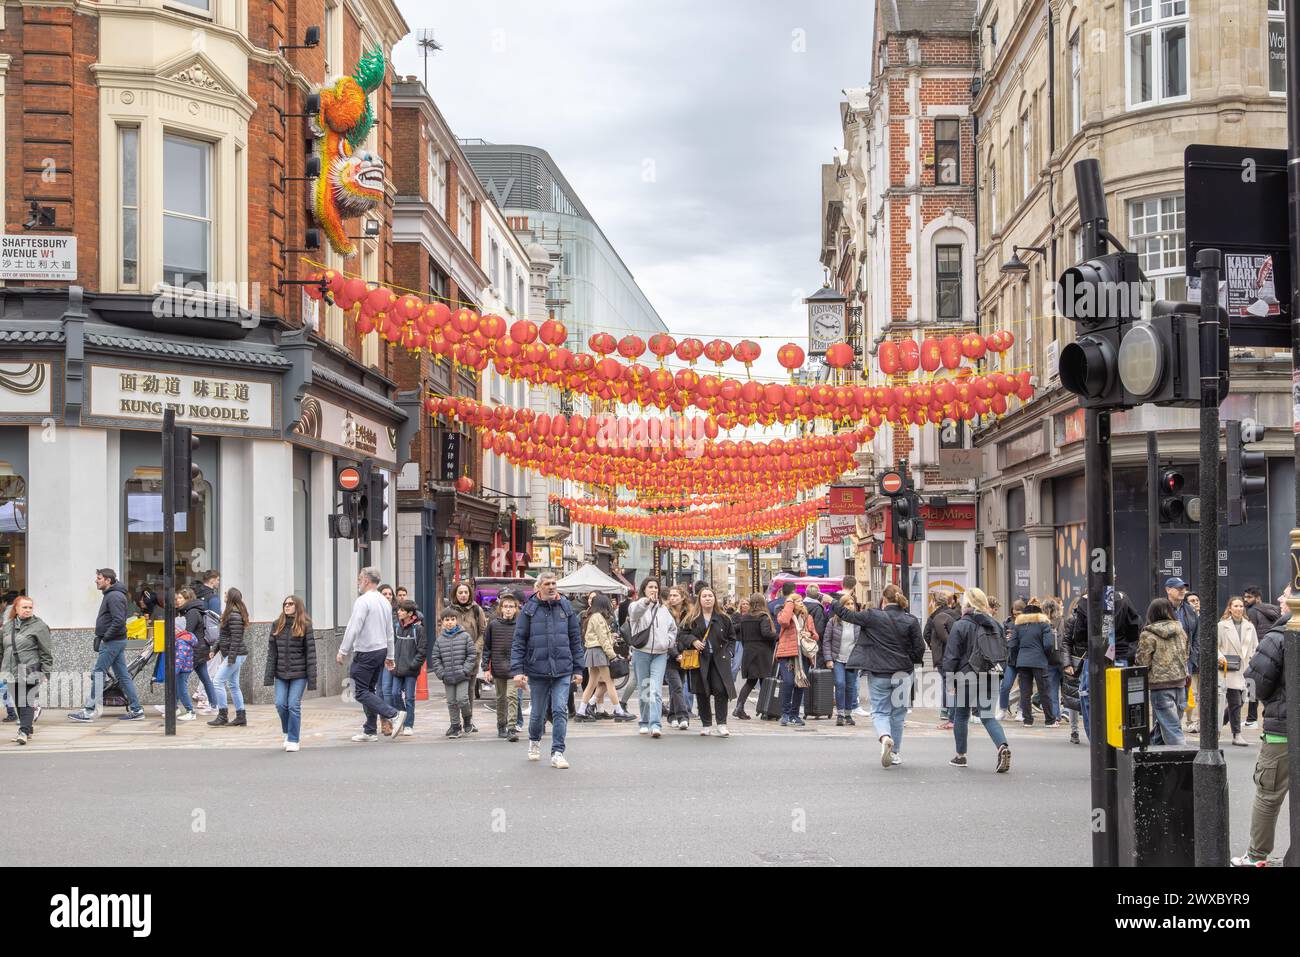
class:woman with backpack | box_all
[831,583,924,768]
[177,587,217,715]
[678,586,736,737]
[575,593,634,722]
[208,587,249,728]
[943,587,1012,772]
[626,577,678,737]
[733,592,777,721]
[1009,598,1059,728]
[263,595,316,751]
[1135,598,1190,746]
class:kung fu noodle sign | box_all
[87,365,277,433]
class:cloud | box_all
[392,0,873,382]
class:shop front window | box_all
[0,474,27,602]
[123,469,213,605]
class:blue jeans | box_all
[1079,665,1091,738]
[275,676,307,743]
[212,654,247,711]
[175,673,194,713]
[1047,666,1062,720]
[832,662,859,713]
[193,659,217,706]
[952,697,1008,753]
[380,668,396,709]
[731,642,743,679]
[778,656,806,719]
[0,680,14,715]
[950,671,1007,753]
[1150,687,1186,745]
[999,664,1017,711]
[867,672,910,750]
[631,650,668,729]
[527,674,572,754]
[84,638,141,712]
[391,674,417,728]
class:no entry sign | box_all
[337,465,362,491]
[879,470,905,496]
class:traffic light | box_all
[892,490,925,543]
[1159,469,1187,525]
[1227,420,1266,526]
[1056,251,1142,410]
[331,462,364,540]
[355,459,374,544]
[1058,253,1226,411]
[367,464,388,541]
[172,426,201,510]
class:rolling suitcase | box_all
[756,676,783,719]
[804,668,835,719]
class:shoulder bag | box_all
[679,622,704,671]
[626,603,655,650]
[1222,624,1243,672]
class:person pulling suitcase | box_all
[829,582,924,768]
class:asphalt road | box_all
[4,730,1284,866]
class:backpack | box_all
[967,618,1008,673]
[175,631,196,674]
[202,609,220,648]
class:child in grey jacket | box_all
[430,609,479,738]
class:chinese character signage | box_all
[440,432,464,482]
[87,365,276,432]
[0,235,76,280]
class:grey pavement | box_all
[2,724,1284,866]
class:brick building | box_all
[388,76,537,590]
[0,0,416,705]
[822,0,979,609]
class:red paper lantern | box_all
[898,338,921,372]
[825,342,854,369]
[510,319,538,344]
[617,335,646,360]
[539,318,567,347]
[675,338,705,364]
[878,340,899,375]
[940,335,963,370]
[589,332,617,355]
[777,343,805,372]
[648,333,677,361]
[455,476,474,493]
[704,339,733,366]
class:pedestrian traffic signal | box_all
[331,462,363,540]
[355,459,374,544]
[1226,420,1266,526]
[172,426,201,510]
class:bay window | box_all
[162,134,211,288]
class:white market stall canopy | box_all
[555,563,629,596]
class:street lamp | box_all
[1000,244,1047,275]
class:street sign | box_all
[879,470,905,496]
[440,432,464,482]
[336,464,362,491]
[807,558,829,577]
[1184,144,1290,347]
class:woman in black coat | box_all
[263,595,316,752]
[733,592,777,720]
[678,586,736,736]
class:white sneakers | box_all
[351,732,378,743]
[705,726,730,737]
[638,726,650,735]
[890,752,902,766]
[699,727,710,736]
[717,725,730,737]
[880,735,895,768]
[179,711,196,721]
[401,727,414,736]
[851,707,870,718]
[527,741,541,761]
[284,741,299,752]
[550,751,569,769]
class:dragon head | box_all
[334,146,385,215]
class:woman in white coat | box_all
[626,578,678,738]
[1217,596,1258,746]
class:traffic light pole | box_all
[1284,0,1300,867]
[1192,249,1229,867]
[1147,432,1160,607]
[1075,159,1117,868]
[160,410,177,737]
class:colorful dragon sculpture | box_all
[310,46,387,257]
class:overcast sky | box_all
[392,0,874,381]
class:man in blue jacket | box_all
[512,571,583,769]
[68,568,145,721]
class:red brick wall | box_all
[0,7,100,287]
